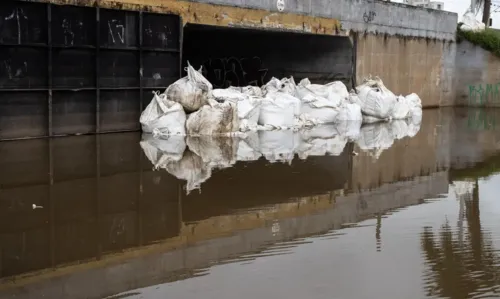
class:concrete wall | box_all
[356,34,456,107]
[455,40,500,107]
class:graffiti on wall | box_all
[468,83,500,104]
[363,11,376,23]
[201,56,269,88]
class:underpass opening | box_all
[182,24,354,89]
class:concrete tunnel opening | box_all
[182,24,355,90]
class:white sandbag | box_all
[259,92,300,129]
[165,150,212,194]
[405,93,423,123]
[259,130,296,163]
[140,92,187,136]
[186,136,238,169]
[165,63,213,112]
[460,12,485,32]
[300,96,339,124]
[186,101,239,135]
[211,89,262,132]
[296,79,344,107]
[140,134,186,168]
[355,77,397,119]
[242,86,263,97]
[261,77,296,96]
[392,96,411,120]
[335,102,362,121]
[237,132,262,161]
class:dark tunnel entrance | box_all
[182,24,355,90]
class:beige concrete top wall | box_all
[356,34,456,107]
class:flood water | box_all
[1,108,500,299]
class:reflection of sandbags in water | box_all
[389,120,410,140]
[237,132,262,161]
[165,150,212,194]
[186,136,238,169]
[334,120,362,141]
[296,124,348,159]
[356,122,395,160]
[258,130,297,163]
[140,134,186,167]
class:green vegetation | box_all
[457,24,500,58]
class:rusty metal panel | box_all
[0,2,47,45]
[52,49,95,88]
[99,8,138,48]
[142,52,179,88]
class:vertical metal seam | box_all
[96,6,100,133]
[139,11,144,115]
[179,15,183,80]
[47,4,53,137]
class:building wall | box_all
[356,34,456,107]
[455,40,500,107]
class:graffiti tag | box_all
[201,56,269,88]
[363,11,376,23]
[468,83,500,105]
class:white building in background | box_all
[403,0,444,10]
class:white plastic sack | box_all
[211,89,262,132]
[259,91,301,129]
[186,101,239,135]
[392,96,411,120]
[460,12,485,32]
[297,78,345,107]
[186,136,238,169]
[140,91,186,136]
[405,93,423,123]
[165,63,213,112]
[335,102,363,122]
[140,134,186,167]
[355,77,397,119]
[300,96,339,124]
[261,77,297,96]
[165,150,212,194]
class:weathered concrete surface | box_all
[0,171,449,299]
[36,0,457,39]
[455,40,500,107]
[356,34,456,107]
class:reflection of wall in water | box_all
[351,109,448,192]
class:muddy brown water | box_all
[1,108,500,299]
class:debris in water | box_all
[32,204,43,210]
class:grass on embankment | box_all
[457,23,500,58]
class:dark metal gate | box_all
[0,1,181,140]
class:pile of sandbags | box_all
[140,62,423,140]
